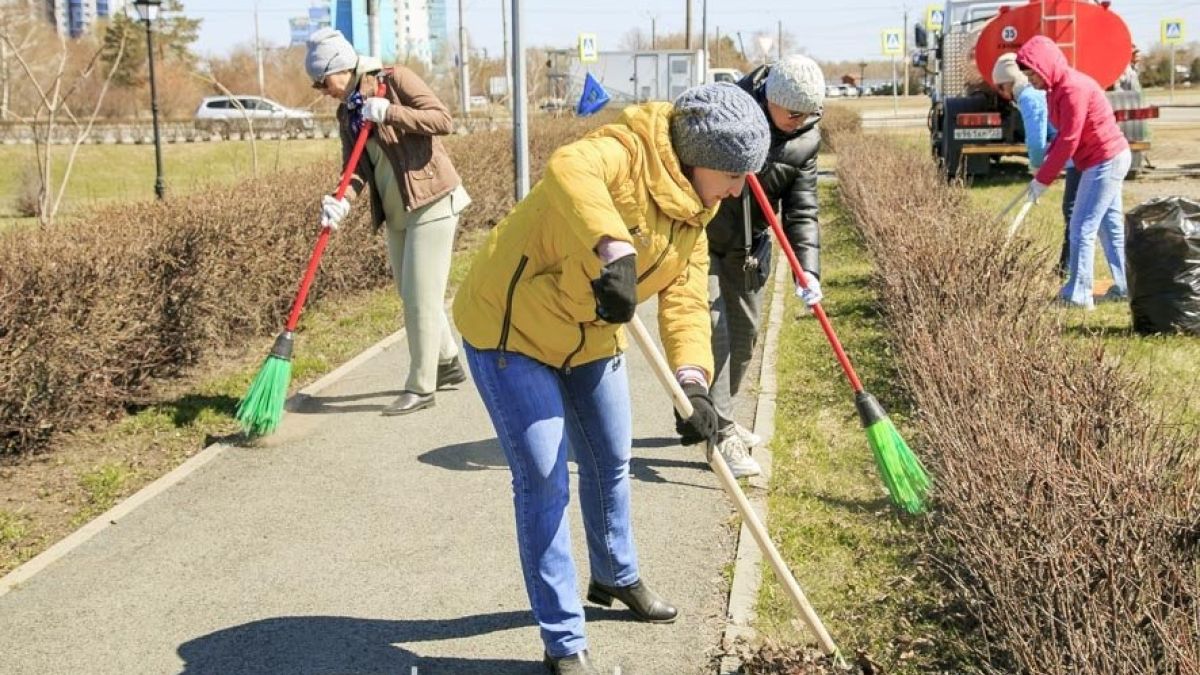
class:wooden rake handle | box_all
[626,314,839,656]
[994,185,1029,226]
[1005,199,1035,241]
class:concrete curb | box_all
[717,255,790,674]
[0,326,408,598]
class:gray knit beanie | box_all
[305,28,358,83]
[765,54,826,113]
[670,84,770,174]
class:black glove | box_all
[590,254,638,323]
[674,382,718,446]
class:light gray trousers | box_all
[384,192,462,395]
[708,250,765,437]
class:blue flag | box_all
[576,72,611,117]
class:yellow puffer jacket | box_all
[453,102,716,379]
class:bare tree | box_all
[0,25,127,226]
[0,1,40,121]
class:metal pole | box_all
[651,17,656,49]
[367,0,380,59]
[685,0,692,49]
[902,7,909,97]
[501,0,511,113]
[892,56,898,115]
[1170,48,1175,104]
[777,19,782,60]
[254,1,265,96]
[145,16,164,200]
[458,0,469,112]
[715,26,720,66]
[700,0,707,81]
[512,0,529,200]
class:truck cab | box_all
[916,0,1155,180]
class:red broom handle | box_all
[746,173,864,394]
[284,88,382,332]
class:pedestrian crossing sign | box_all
[882,29,903,56]
[579,33,599,63]
[926,6,944,31]
[1161,19,1184,45]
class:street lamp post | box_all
[134,0,165,200]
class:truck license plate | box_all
[954,127,1003,140]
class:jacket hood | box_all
[590,102,717,227]
[743,65,822,139]
[1017,36,1069,89]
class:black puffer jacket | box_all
[706,65,822,279]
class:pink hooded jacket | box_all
[1016,36,1127,185]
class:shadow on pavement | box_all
[177,611,541,675]
[417,440,717,491]
[289,390,405,414]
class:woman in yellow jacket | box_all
[453,84,770,674]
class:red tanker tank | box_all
[975,0,1133,90]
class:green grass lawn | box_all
[754,184,971,671]
[0,137,339,225]
[969,171,1200,426]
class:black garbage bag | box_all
[1125,196,1200,335]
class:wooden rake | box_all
[626,314,840,658]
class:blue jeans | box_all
[1061,149,1131,306]
[463,342,639,658]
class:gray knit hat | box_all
[670,83,770,174]
[765,54,826,113]
[305,28,358,84]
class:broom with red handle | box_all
[746,173,930,513]
[236,90,382,437]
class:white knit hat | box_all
[765,54,826,113]
[992,52,1029,92]
[305,28,358,84]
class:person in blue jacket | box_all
[993,52,1080,277]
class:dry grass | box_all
[832,133,1200,673]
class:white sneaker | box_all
[732,422,763,448]
[716,435,762,478]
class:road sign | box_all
[1161,19,1184,45]
[926,5,944,31]
[578,33,598,63]
[881,29,903,57]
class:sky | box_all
[188,1,1197,64]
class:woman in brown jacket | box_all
[306,28,470,415]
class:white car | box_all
[194,96,314,137]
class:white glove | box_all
[794,271,823,307]
[1028,179,1050,203]
[362,97,391,124]
[320,194,350,230]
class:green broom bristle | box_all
[236,355,292,437]
[865,417,930,514]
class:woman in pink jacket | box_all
[1017,36,1130,309]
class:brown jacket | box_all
[337,63,461,227]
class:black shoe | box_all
[437,356,467,389]
[543,650,598,675]
[381,391,434,416]
[587,579,678,623]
